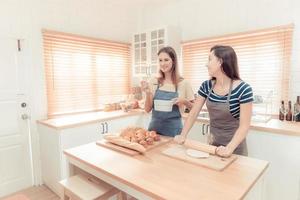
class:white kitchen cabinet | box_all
[133,32,147,76]
[105,115,143,133]
[141,112,151,128]
[184,119,209,143]
[143,114,209,143]
[247,130,300,200]
[38,122,103,197]
[132,26,181,77]
[245,174,267,200]
[38,115,143,196]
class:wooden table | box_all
[64,142,269,200]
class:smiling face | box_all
[158,52,173,74]
[207,50,222,77]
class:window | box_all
[182,24,293,113]
[43,30,131,117]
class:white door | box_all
[0,38,33,197]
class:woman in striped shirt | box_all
[175,45,253,157]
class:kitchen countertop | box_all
[188,115,300,137]
[37,109,145,130]
[37,110,300,137]
[64,142,269,200]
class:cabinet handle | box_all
[206,124,210,135]
[202,124,205,135]
[105,122,108,133]
[100,123,104,134]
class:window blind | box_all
[43,30,131,117]
[182,24,293,113]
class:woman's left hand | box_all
[215,145,234,157]
[172,97,187,106]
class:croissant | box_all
[106,126,161,152]
[104,134,146,153]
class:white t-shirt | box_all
[149,77,195,113]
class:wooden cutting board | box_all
[162,143,237,171]
[96,135,172,156]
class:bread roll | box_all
[153,135,160,141]
[135,132,146,141]
[135,128,146,135]
[149,131,157,138]
[120,127,135,137]
[146,137,154,145]
[104,134,146,153]
[138,140,148,148]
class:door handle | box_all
[21,114,29,120]
[201,124,205,135]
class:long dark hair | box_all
[157,46,182,86]
[210,45,240,80]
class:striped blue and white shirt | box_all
[198,80,253,119]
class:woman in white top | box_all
[141,46,195,137]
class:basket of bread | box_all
[103,126,161,153]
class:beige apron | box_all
[206,80,248,156]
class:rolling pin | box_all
[184,139,217,155]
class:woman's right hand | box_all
[140,80,151,93]
[174,134,186,144]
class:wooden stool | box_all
[60,174,120,200]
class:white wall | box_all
[136,0,300,101]
[31,0,143,119]
[1,0,144,119]
[0,0,143,185]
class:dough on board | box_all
[186,148,209,158]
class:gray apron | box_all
[206,80,248,156]
[148,84,182,137]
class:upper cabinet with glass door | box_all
[133,32,147,76]
[132,27,181,77]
